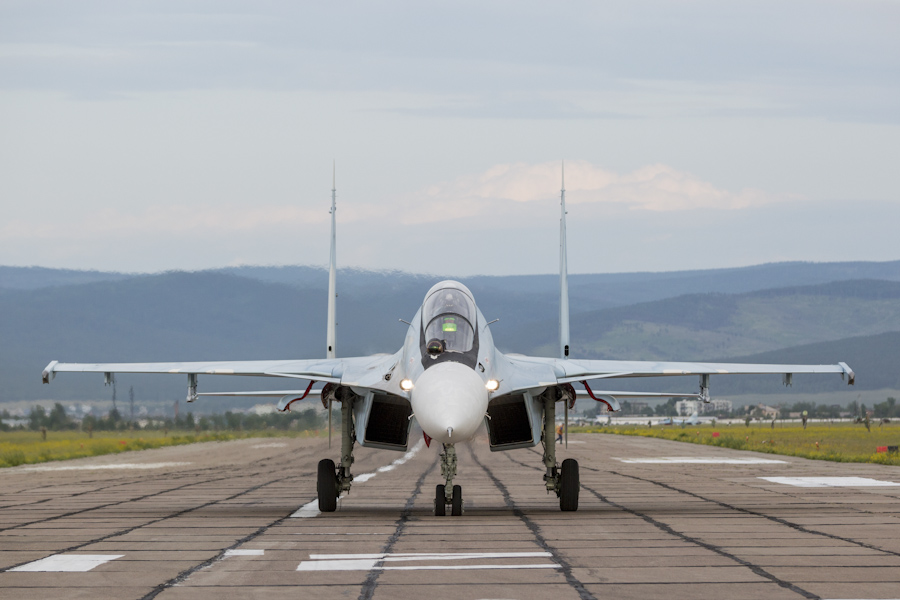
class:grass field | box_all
[573,422,900,466]
[0,429,325,469]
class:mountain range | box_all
[2,261,898,404]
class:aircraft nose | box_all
[410,361,488,445]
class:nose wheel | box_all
[434,483,463,516]
[451,484,463,516]
[434,484,446,516]
[434,444,464,516]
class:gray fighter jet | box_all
[42,168,855,515]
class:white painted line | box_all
[293,532,392,535]
[251,443,287,449]
[12,462,191,472]
[377,439,425,472]
[616,457,787,464]
[760,477,900,488]
[311,552,552,561]
[224,549,264,556]
[10,554,124,572]
[297,551,558,571]
[290,440,425,518]
[298,562,560,571]
[291,499,326,518]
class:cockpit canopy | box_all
[422,283,477,354]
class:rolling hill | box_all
[2,263,899,403]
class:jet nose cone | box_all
[410,361,488,444]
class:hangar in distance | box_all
[42,167,855,516]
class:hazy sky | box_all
[2,1,898,276]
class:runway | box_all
[1,433,899,600]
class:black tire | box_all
[317,459,338,512]
[435,484,446,516]
[451,485,463,516]
[559,458,579,511]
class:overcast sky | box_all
[1,0,898,276]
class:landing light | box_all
[485,379,499,391]
[400,379,414,391]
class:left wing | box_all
[507,356,855,384]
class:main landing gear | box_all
[317,385,356,512]
[541,389,579,511]
[434,444,463,516]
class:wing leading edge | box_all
[42,358,351,383]
[510,356,854,384]
[41,354,399,406]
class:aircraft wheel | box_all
[451,485,463,516]
[559,458,579,512]
[434,484,446,516]
[317,459,338,512]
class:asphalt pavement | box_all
[1,432,899,600]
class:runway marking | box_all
[11,462,191,472]
[760,476,900,488]
[290,440,425,518]
[293,532,393,535]
[377,439,426,472]
[224,549,264,556]
[251,443,287,449]
[9,554,124,572]
[297,551,558,571]
[291,499,326,518]
[616,457,787,464]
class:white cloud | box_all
[2,161,795,248]
[398,161,791,224]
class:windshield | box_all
[422,288,476,353]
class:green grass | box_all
[572,422,900,466]
[0,429,326,469]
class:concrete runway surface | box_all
[1,433,899,600]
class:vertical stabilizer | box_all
[559,161,570,359]
[326,163,337,359]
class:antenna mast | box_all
[326,163,337,359]
[559,161,570,359]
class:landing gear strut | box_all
[542,391,579,511]
[317,385,356,512]
[435,444,463,516]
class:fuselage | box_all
[404,281,494,445]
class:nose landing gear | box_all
[434,444,464,516]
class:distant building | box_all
[676,398,732,416]
[707,399,732,413]
[676,399,703,416]
[755,404,780,418]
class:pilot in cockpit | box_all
[424,289,475,357]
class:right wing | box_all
[506,355,855,385]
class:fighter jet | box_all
[659,411,702,426]
[42,167,855,516]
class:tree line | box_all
[1,403,327,432]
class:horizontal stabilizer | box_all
[196,390,322,397]
[575,391,700,398]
